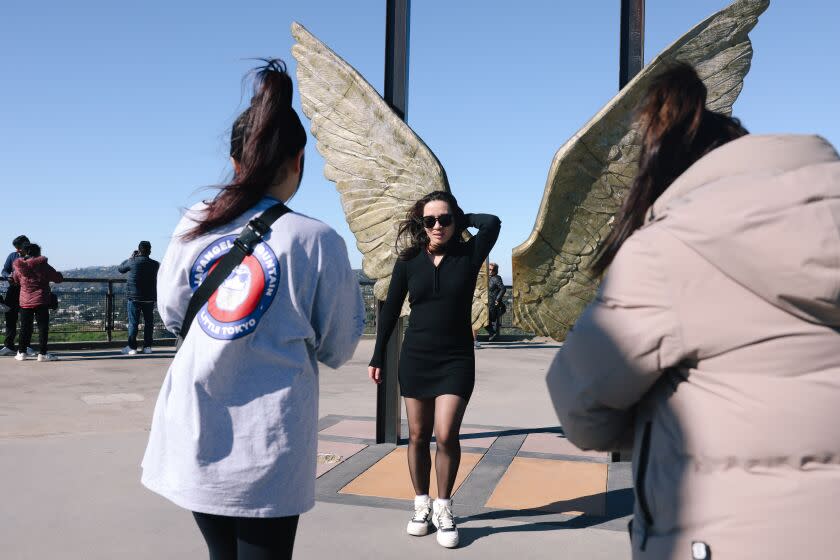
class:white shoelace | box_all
[436,505,455,530]
[413,504,431,522]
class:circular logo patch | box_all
[189,235,280,340]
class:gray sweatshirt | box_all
[141,197,365,517]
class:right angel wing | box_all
[291,22,449,303]
[511,0,769,341]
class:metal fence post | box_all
[106,280,114,342]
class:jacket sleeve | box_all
[156,237,192,335]
[310,232,366,369]
[48,265,63,283]
[1,254,13,278]
[545,230,684,451]
[118,259,132,273]
[369,259,408,368]
[10,259,21,285]
[465,214,501,267]
[495,278,506,303]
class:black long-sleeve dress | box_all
[370,213,501,400]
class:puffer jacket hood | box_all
[648,134,840,325]
[13,256,63,308]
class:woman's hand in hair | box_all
[368,366,382,384]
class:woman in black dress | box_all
[368,191,500,548]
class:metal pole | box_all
[376,302,404,444]
[384,0,410,119]
[619,0,645,89]
[376,0,410,445]
[613,0,645,463]
[106,281,114,342]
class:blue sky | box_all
[2,0,838,282]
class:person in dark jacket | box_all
[11,243,63,361]
[486,262,506,341]
[118,240,160,355]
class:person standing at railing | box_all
[11,243,63,361]
[141,59,364,560]
[0,235,35,357]
[118,241,160,355]
[486,262,506,342]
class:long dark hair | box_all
[396,191,467,260]
[184,59,307,240]
[23,243,41,257]
[590,63,748,276]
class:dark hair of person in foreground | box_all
[591,63,748,276]
[183,58,307,240]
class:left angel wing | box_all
[291,22,489,330]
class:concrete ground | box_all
[0,339,632,559]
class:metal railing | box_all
[1,278,521,344]
[1,278,172,344]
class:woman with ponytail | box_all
[547,63,840,559]
[142,59,365,559]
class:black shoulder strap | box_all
[177,202,290,346]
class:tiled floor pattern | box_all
[486,457,608,515]
[339,447,483,500]
[316,416,626,523]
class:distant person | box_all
[141,60,364,560]
[118,241,160,355]
[11,243,63,361]
[0,235,35,357]
[546,64,840,559]
[369,191,500,549]
[486,262,506,341]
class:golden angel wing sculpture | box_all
[512,0,769,340]
[291,23,489,330]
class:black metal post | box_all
[376,0,410,445]
[384,0,410,119]
[375,302,404,444]
[613,0,645,463]
[106,280,114,343]
[619,0,645,89]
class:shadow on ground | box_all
[458,488,634,547]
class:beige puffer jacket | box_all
[546,135,840,560]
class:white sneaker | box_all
[406,496,432,536]
[37,353,58,362]
[15,352,26,361]
[142,347,153,354]
[121,346,138,356]
[432,500,459,548]
[0,347,15,356]
[25,347,37,357]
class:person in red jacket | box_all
[11,243,63,361]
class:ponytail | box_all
[184,58,307,240]
[590,63,747,276]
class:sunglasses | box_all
[421,214,454,228]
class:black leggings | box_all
[193,512,299,560]
[19,306,49,354]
